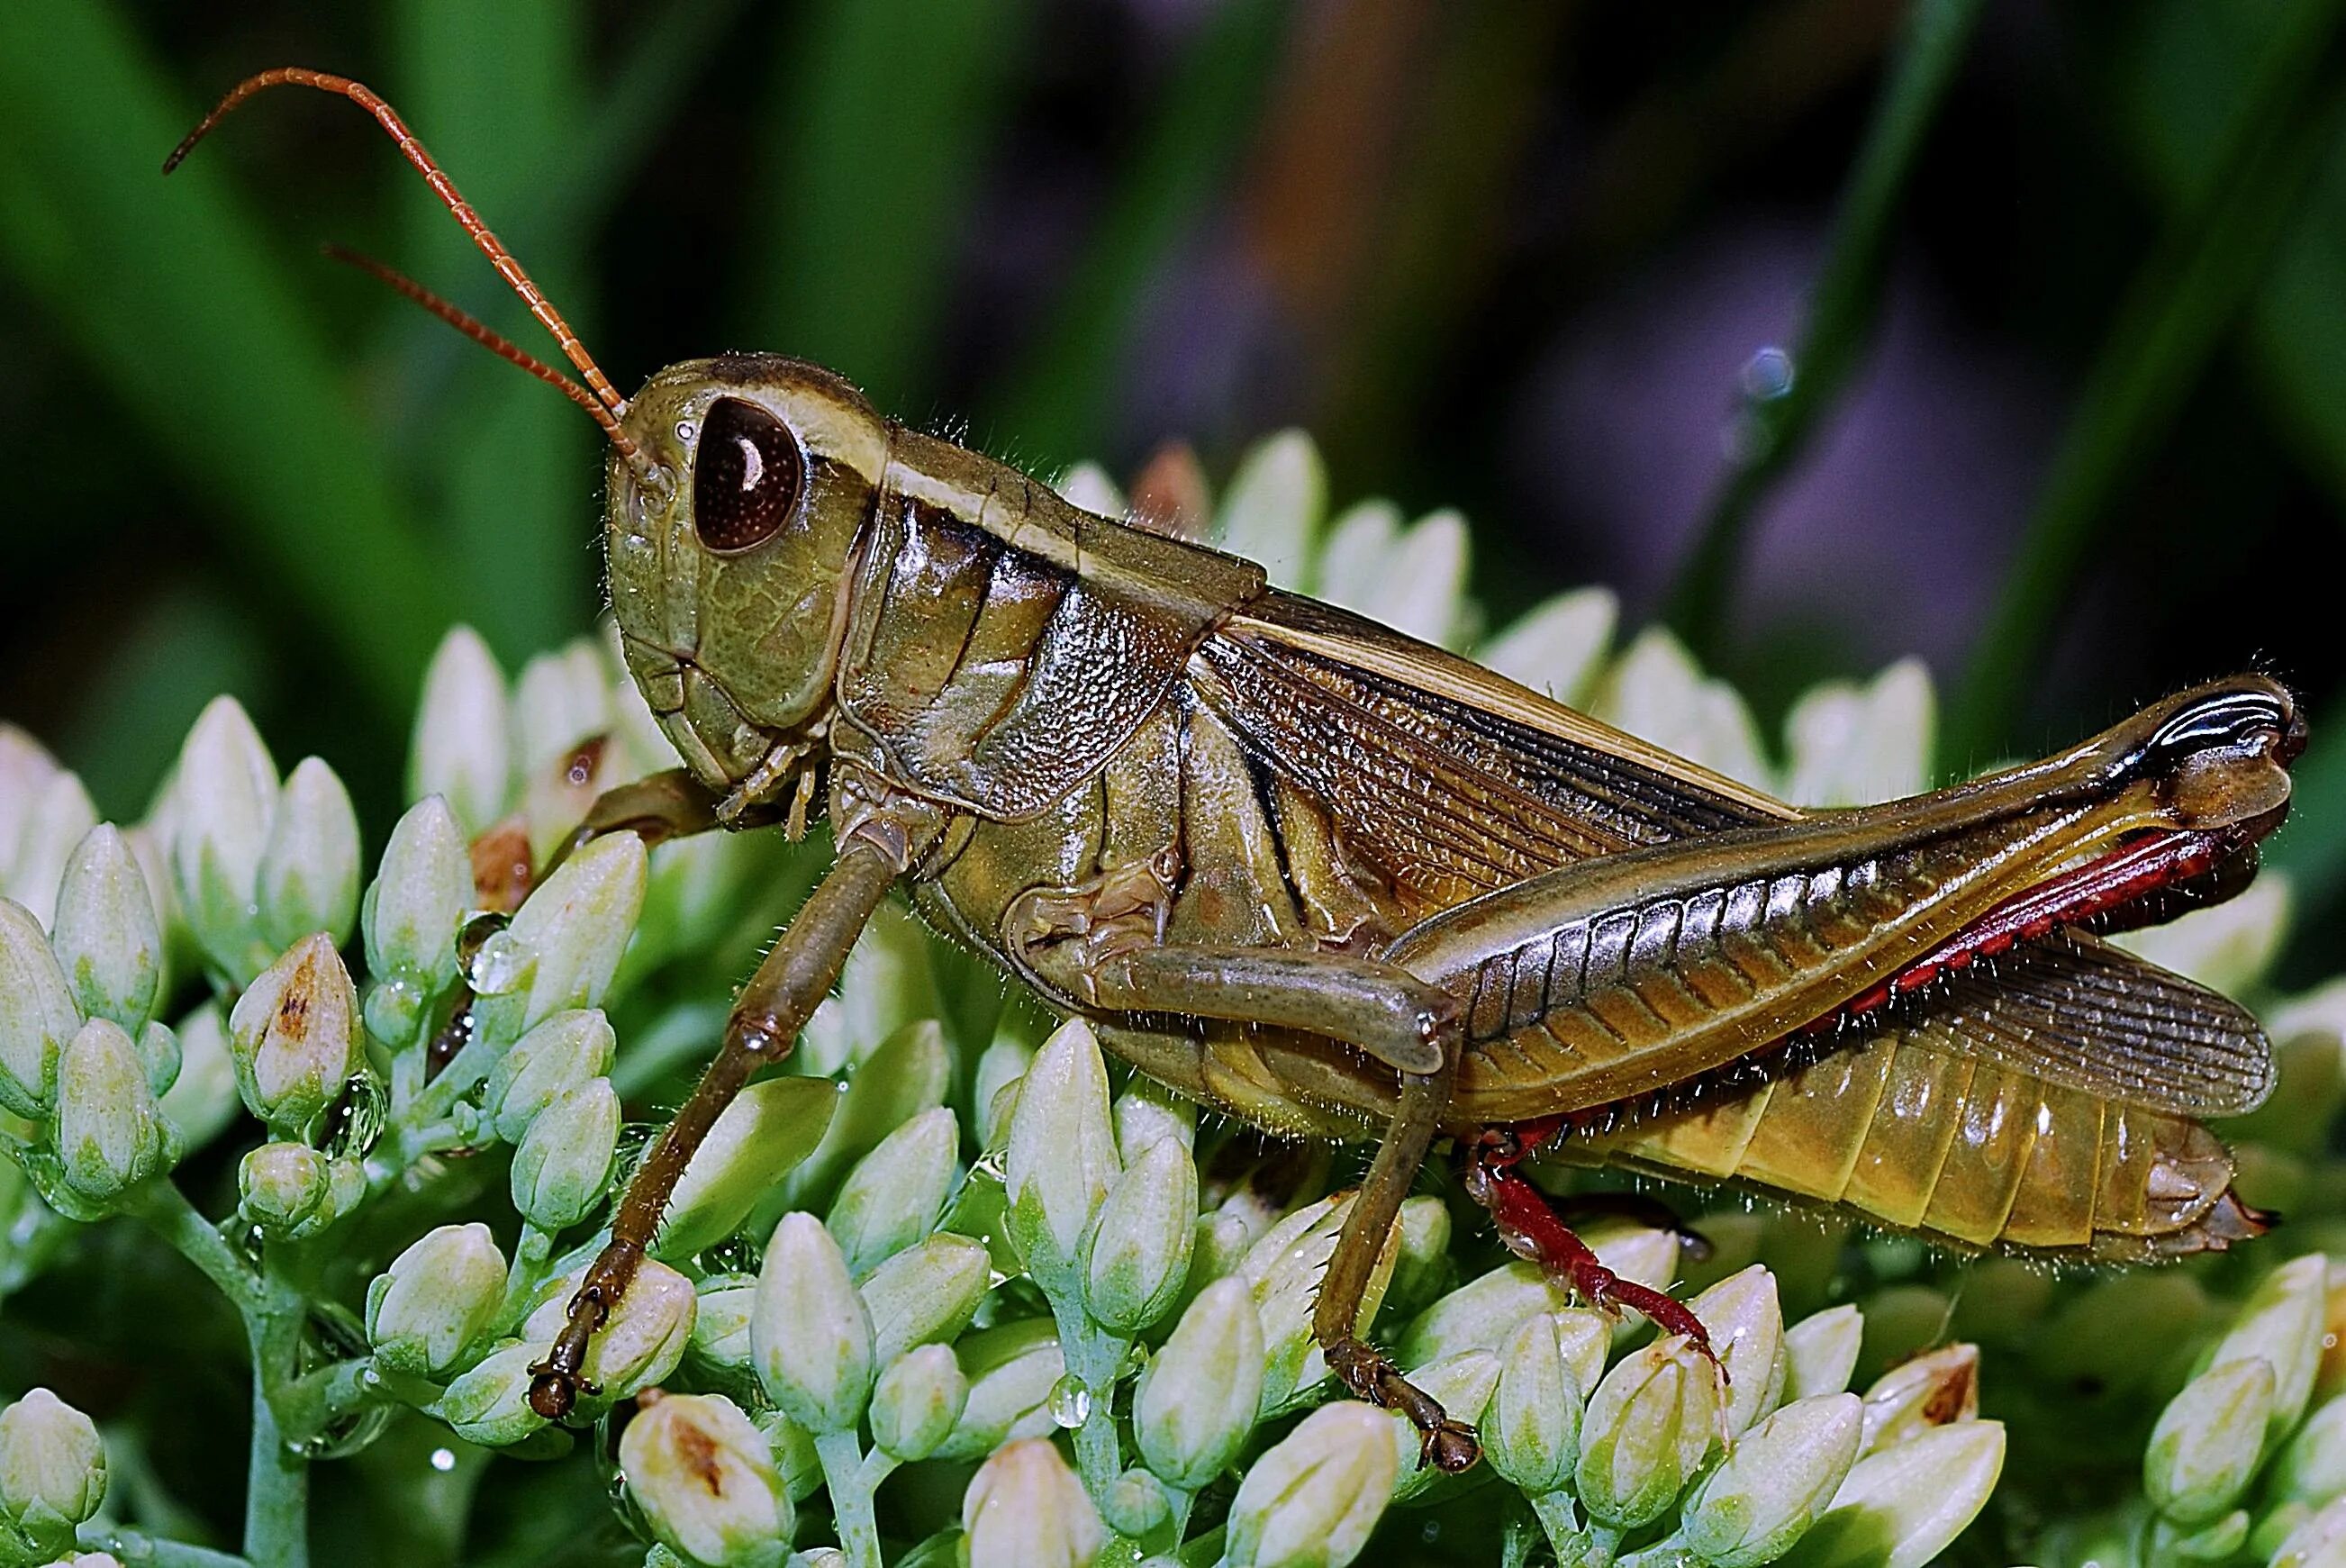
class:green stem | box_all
[242,1370,308,1568]
[496,1223,557,1328]
[1663,0,1986,655]
[131,1181,267,1319]
[78,1527,254,1567]
[813,1428,883,1568]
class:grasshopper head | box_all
[604,356,891,809]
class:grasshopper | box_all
[171,70,2304,1473]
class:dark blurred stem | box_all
[1944,0,2346,770]
[1662,0,1985,658]
[243,1373,307,1568]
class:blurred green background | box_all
[4,0,2346,953]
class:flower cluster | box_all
[0,430,2341,1568]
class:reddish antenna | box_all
[322,244,608,420]
[167,68,652,477]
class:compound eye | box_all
[693,397,804,552]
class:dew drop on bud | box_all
[1049,1373,1091,1429]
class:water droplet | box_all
[1741,345,1795,402]
[468,930,530,995]
[1048,1373,1091,1429]
[430,1447,457,1473]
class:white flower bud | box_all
[1782,1304,1865,1401]
[53,1018,178,1204]
[1683,1393,1864,1568]
[1595,628,1770,789]
[159,1000,240,1151]
[437,1341,548,1446]
[483,1010,616,1146]
[826,1106,958,1277]
[1005,1018,1119,1295]
[869,1344,968,1463]
[2146,1358,2275,1527]
[1381,1194,1454,1320]
[170,696,279,983]
[227,933,362,1133]
[239,1141,337,1239]
[509,1078,620,1231]
[362,795,472,1015]
[620,1391,792,1568]
[687,1275,756,1371]
[1397,1260,1567,1368]
[860,1233,990,1368]
[258,758,360,950]
[1243,1193,1397,1415]
[521,1259,695,1405]
[657,1076,838,1258]
[936,1320,1065,1460]
[50,826,161,1034]
[1083,1134,1198,1333]
[0,1388,106,1558]
[2206,1254,2328,1445]
[962,1437,1104,1568]
[1689,1265,1785,1436]
[1215,430,1326,591]
[2270,1496,2346,1568]
[1114,1076,1196,1161]
[472,833,646,1045]
[1134,1276,1266,1491]
[367,1223,508,1378]
[752,1212,874,1434]
[0,726,60,882]
[1858,1343,1979,1455]
[0,897,78,1118]
[1576,1335,1722,1529]
[1224,1401,1396,1568]
[1486,1313,1586,1495]
[5,768,96,932]
[1478,587,1617,706]
[1776,1419,2004,1568]
[409,627,511,837]
[2276,1393,2346,1509]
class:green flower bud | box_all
[1857,1343,1979,1455]
[54,1018,178,1203]
[961,1437,1104,1568]
[0,1388,106,1557]
[1683,1393,1863,1568]
[1782,1304,1865,1401]
[656,1076,837,1258]
[159,1000,240,1151]
[1004,1018,1119,1294]
[1244,1193,1397,1415]
[937,1319,1065,1461]
[483,1010,616,1145]
[437,1341,549,1446]
[362,795,471,1016]
[50,826,161,1033]
[861,1233,989,1367]
[258,758,360,950]
[870,1344,970,1463]
[620,1391,792,1568]
[2146,1358,2275,1526]
[478,832,648,1047]
[1576,1336,1722,1529]
[1397,1260,1568,1369]
[1224,1401,1396,1568]
[1381,1195,1454,1321]
[1215,429,1325,590]
[522,1258,696,1403]
[2271,1497,2346,1568]
[2277,1394,2346,1509]
[826,1106,958,1277]
[752,1212,874,1433]
[775,1020,950,1214]
[1104,1465,1174,1538]
[367,1223,508,1378]
[1777,1419,2004,1568]
[972,1032,1031,1150]
[239,1141,337,1238]
[170,696,279,983]
[2206,1253,2328,1445]
[690,1275,757,1371]
[1083,1134,1198,1333]
[409,627,511,837]
[1486,1313,1588,1495]
[2153,1509,2252,1563]
[1689,1266,1785,1436]
[509,1078,620,1231]
[757,1409,823,1504]
[1134,1276,1266,1491]
[6,768,96,931]
[227,933,362,1133]
[0,897,77,1117]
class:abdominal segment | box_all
[1551,1027,2264,1260]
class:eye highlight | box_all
[692,397,804,552]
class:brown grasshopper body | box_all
[170,73,2303,1473]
